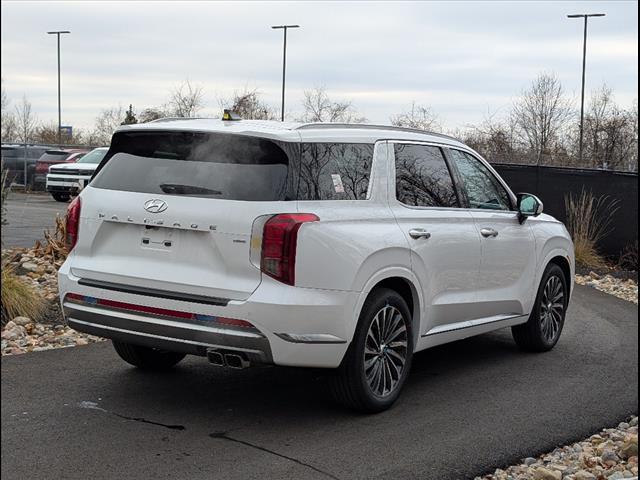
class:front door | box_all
[446,148,536,319]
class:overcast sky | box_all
[1,1,638,132]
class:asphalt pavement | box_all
[1,285,637,479]
[1,192,68,248]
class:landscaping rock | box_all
[477,417,639,480]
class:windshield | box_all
[77,148,107,164]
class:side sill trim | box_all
[275,333,347,344]
[422,313,527,337]
[77,278,230,307]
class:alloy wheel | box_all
[363,305,409,397]
[539,275,565,343]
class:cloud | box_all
[1,0,637,131]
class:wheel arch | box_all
[355,268,423,348]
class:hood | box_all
[49,163,98,171]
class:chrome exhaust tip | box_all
[206,350,226,367]
[224,353,250,369]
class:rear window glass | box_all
[298,143,373,200]
[39,151,71,162]
[92,131,296,201]
[1,148,19,158]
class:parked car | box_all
[46,147,109,202]
[1,144,49,186]
[58,118,575,412]
[34,148,89,189]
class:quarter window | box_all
[449,149,511,211]
[297,143,373,200]
[394,144,458,208]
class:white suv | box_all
[58,118,574,412]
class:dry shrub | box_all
[618,241,639,271]
[1,262,46,325]
[34,214,69,263]
[564,189,619,269]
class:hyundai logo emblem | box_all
[144,199,168,213]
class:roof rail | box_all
[295,123,460,142]
[147,117,210,123]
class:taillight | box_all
[260,213,319,286]
[66,196,81,251]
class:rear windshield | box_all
[1,148,19,158]
[92,131,296,201]
[39,151,71,162]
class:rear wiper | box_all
[158,183,222,195]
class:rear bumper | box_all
[64,302,273,363]
[58,264,360,368]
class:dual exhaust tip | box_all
[207,349,250,369]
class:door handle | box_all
[480,228,499,238]
[409,228,431,239]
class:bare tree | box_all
[390,101,441,132]
[139,106,169,123]
[91,105,126,145]
[298,86,366,123]
[14,95,38,144]
[512,73,574,163]
[219,88,277,120]
[1,79,17,143]
[169,79,205,118]
[582,85,638,171]
[33,122,86,145]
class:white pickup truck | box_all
[46,147,108,202]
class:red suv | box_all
[33,149,89,188]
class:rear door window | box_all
[394,144,459,208]
[297,143,373,200]
[92,131,297,201]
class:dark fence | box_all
[493,163,638,259]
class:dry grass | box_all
[564,189,619,269]
[1,262,46,325]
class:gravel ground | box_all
[477,417,638,480]
[576,272,638,305]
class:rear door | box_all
[71,130,299,302]
[389,142,482,335]
[446,148,536,318]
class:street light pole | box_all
[47,30,70,145]
[567,13,605,164]
[271,25,299,121]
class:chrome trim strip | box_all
[422,313,527,337]
[275,333,347,344]
[77,278,230,306]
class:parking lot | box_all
[1,192,68,248]
[1,285,637,480]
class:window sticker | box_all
[331,174,345,193]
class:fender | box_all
[351,265,425,348]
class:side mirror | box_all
[517,193,543,224]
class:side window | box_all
[449,149,511,211]
[298,143,373,200]
[394,144,458,208]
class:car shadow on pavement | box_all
[101,329,522,425]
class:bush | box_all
[564,189,619,269]
[618,241,639,271]
[1,262,46,325]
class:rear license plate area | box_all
[141,226,174,251]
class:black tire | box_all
[512,263,568,352]
[51,193,70,202]
[112,341,186,370]
[329,288,414,413]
